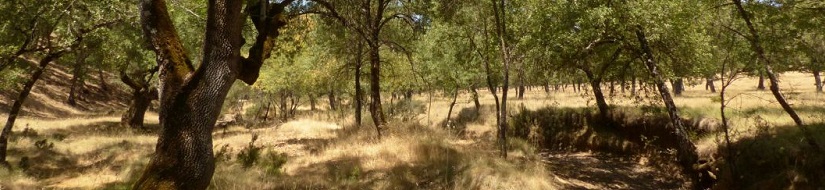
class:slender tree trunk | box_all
[491,0,509,158]
[68,50,88,106]
[98,66,109,92]
[731,0,820,152]
[309,93,317,111]
[814,70,822,93]
[757,71,766,90]
[631,77,637,96]
[446,88,459,127]
[0,52,62,167]
[517,65,525,100]
[636,27,701,188]
[471,84,481,110]
[368,44,385,136]
[354,43,364,128]
[583,68,609,118]
[328,89,337,111]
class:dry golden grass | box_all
[1,71,822,189]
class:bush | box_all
[236,134,262,168]
[263,151,288,175]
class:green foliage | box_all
[236,134,263,168]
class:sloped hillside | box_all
[1,64,130,118]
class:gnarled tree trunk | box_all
[120,69,158,129]
[133,0,292,189]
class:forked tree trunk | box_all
[731,0,820,152]
[134,0,292,189]
[120,71,157,129]
[122,90,154,129]
[636,27,701,188]
[0,53,63,167]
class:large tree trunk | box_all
[0,53,62,167]
[636,27,701,188]
[120,70,157,129]
[134,0,290,189]
[814,69,822,93]
[732,0,819,152]
[121,91,153,129]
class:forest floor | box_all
[1,66,824,189]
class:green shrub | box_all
[236,134,262,168]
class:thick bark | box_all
[731,0,819,152]
[636,27,701,188]
[133,0,291,189]
[0,53,62,166]
[814,70,822,93]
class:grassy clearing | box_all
[1,72,823,189]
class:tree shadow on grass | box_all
[713,123,825,189]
